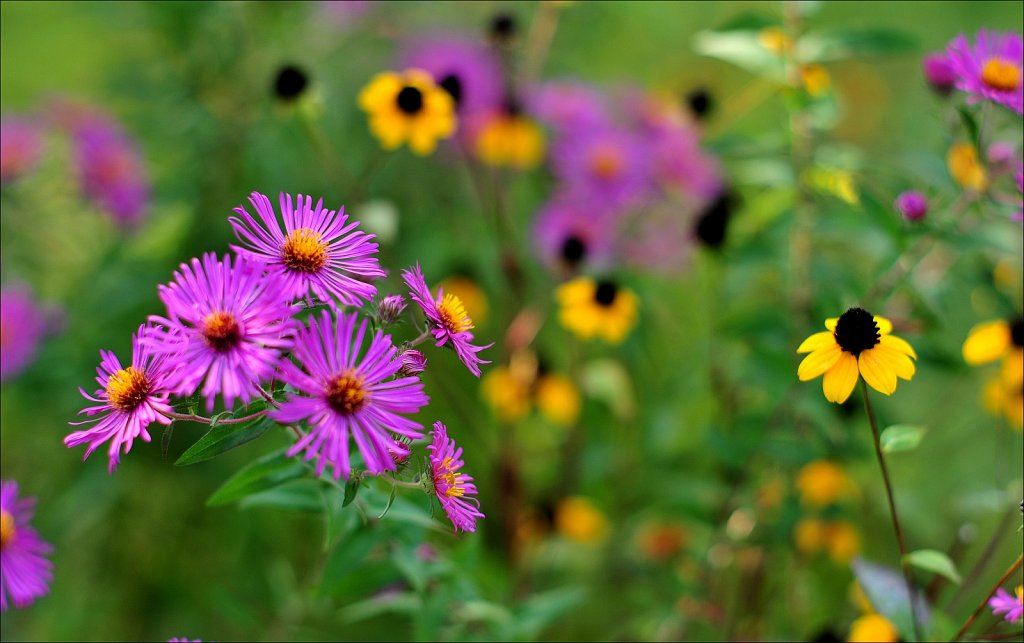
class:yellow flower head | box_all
[794,519,861,564]
[796,460,856,507]
[438,276,489,327]
[556,277,638,344]
[481,365,532,422]
[797,308,917,403]
[535,373,581,426]
[358,69,456,155]
[848,613,899,643]
[759,27,793,55]
[947,142,988,192]
[474,104,546,169]
[983,375,1024,430]
[556,496,608,544]
[801,64,832,97]
[964,317,1023,428]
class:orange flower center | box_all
[435,457,465,497]
[282,228,328,273]
[202,311,241,352]
[589,146,623,180]
[981,57,1020,92]
[437,293,473,334]
[0,510,14,551]
[326,369,367,415]
[105,366,151,411]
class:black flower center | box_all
[396,86,424,114]
[694,191,734,248]
[274,65,309,100]
[502,96,522,117]
[833,307,880,355]
[686,87,713,119]
[1010,317,1024,348]
[489,12,516,41]
[560,235,586,265]
[594,280,618,307]
[438,73,463,109]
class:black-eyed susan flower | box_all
[964,317,1023,428]
[272,64,309,102]
[556,277,638,344]
[797,308,917,403]
[358,69,456,155]
[474,100,546,169]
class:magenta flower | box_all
[399,349,427,376]
[0,286,45,382]
[989,586,1024,623]
[922,52,957,96]
[649,124,723,202]
[527,80,610,135]
[532,196,616,272]
[428,421,483,533]
[551,127,653,212]
[402,264,491,377]
[399,36,503,119]
[66,325,174,473]
[73,117,149,228]
[272,310,428,480]
[230,192,384,306]
[147,253,295,412]
[946,30,1023,114]
[895,191,928,222]
[0,117,42,184]
[0,481,53,612]
[376,294,407,326]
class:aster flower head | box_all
[797,308,918,403]
[428,421,484,533]
[0,481,53,612]
[147,253,295,412]
[0,117,43,184]
[922,52,957,96]
[358,69,457,155]
[272,311,428,480]
[894,190,928,221]
[229,191,384,306]
[946,30,1024,114]
[556,277,638,344]
[402,264,491,377]
[399,349,427,376]
[73,117,149,228]
[552,126,652,211]
[527,81,610,135]
[399,36,503,119]
[1,285,45,382]
[649,124,723,202]
[532,196,616,273]
[66,325,174,472]
[989,586,1024,623]
[375,294,407,326]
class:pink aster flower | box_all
[147,253,295,412]
[66,325,174,473]
[0,480,53,612]
[1,285,45,382]
[0,117,43,184]
[527,80,610,135]
[551,126,653,212]
[272,310,428,480]
[73,117,150,229]
[428,421,484,533]
[989,586,1024,623]
[946,30,1024,114]
[229,191,384,306]
[402,264,491,377]
[922,52,957,96]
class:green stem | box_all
[862,380,924,642]
[950,553,1023,642]
[379,474,422,490]
[163,410,267,425]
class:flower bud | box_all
[894,191,928,222]
[922,53,956,97]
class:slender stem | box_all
[950,553,1023,642]
[862,381,924,642]
[257,385,281,408]
[520,0,561,85]
[408,326,433,347]
[947,508,1015,612]
[379,474,422,490]
[162,410,268,425]
[970,631,1024,642]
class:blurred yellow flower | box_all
[556,497,608,544]
[964,317,1023,429]
[983,374,1024,429]
[801,64,832,96]
[438,276,488,327]
[358,69,456,155]
[947,142,988,192]
[796,460,856,507]
[759,27,792,55]
[848,613,899,642]
[481,365,532,422]
[556,277,638,344]
[474,109,546,169]
[535,373,581,426]
[795,518,861,564]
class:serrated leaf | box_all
[880,425,926,453]
[904,549,962,584]
[175,409,275,466]
[207,448,307,506]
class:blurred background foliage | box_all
[1,1,1022,641]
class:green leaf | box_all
[237,480,323,512]
[206,448,307,506]
[175,404,275,466]
[343,474,362,507]
[904,549,962,585]
[319,527,379,596]
[880,425,926,453]
[957,106,979,148]
[378,484,397,519]
[693,29,786,79]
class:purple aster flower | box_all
[428,421,483,533]
[402,264,491,377]
[146,253,295,412]
[0,481,53,612]
[0,117,42,184]
[399,349,427,376]
[895,191,928,221]
[66,325,174,473]
[1,285,45,382]
[922,52,957,96]
[527,80,610,135]
[272,310,428,480]
[532,196,616,273]
[229,191,384,306]
[649,124,723,202]
[376,294,407,326]
[399,36,503,120]
[946,30,1024,114]
[551,126,653,212]
[989,586,1023,623]
[73,117,149,229]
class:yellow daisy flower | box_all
[965,317,1024,429]
[357,69,456,155]
[797,308,917,403]
[474,104,546,169]
[556,277,638,344]
[848,613,899,643]
[535,373,581,426]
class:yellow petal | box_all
[408,126,438,156]
[962,320,1010,365]
[358,73,401,110]
[859,348,897,395]
[370,114,408,149]
[876,345,915,381]
[825,318,838,331]
[798,344,843,381]
[822,352,859,403]
[797,331,836,354]
[880,333,917,360]
[1000,349,1023,387]
[873,316,892,335]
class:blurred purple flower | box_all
[532,196,616,273]
[527,81,610,135]
[0,480,53,612]
[650,125,723,202]
[989,586,1023,623]
[922,52,957,96]
[73,118,150,229]
[946,30,1023,114]
[399,36,503,121]
[0,286,45,382]
[429,421,484,533]
[618,204,696,274]
[894,190,928,221]
[0,117,43,184]
[551,126,652,212]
